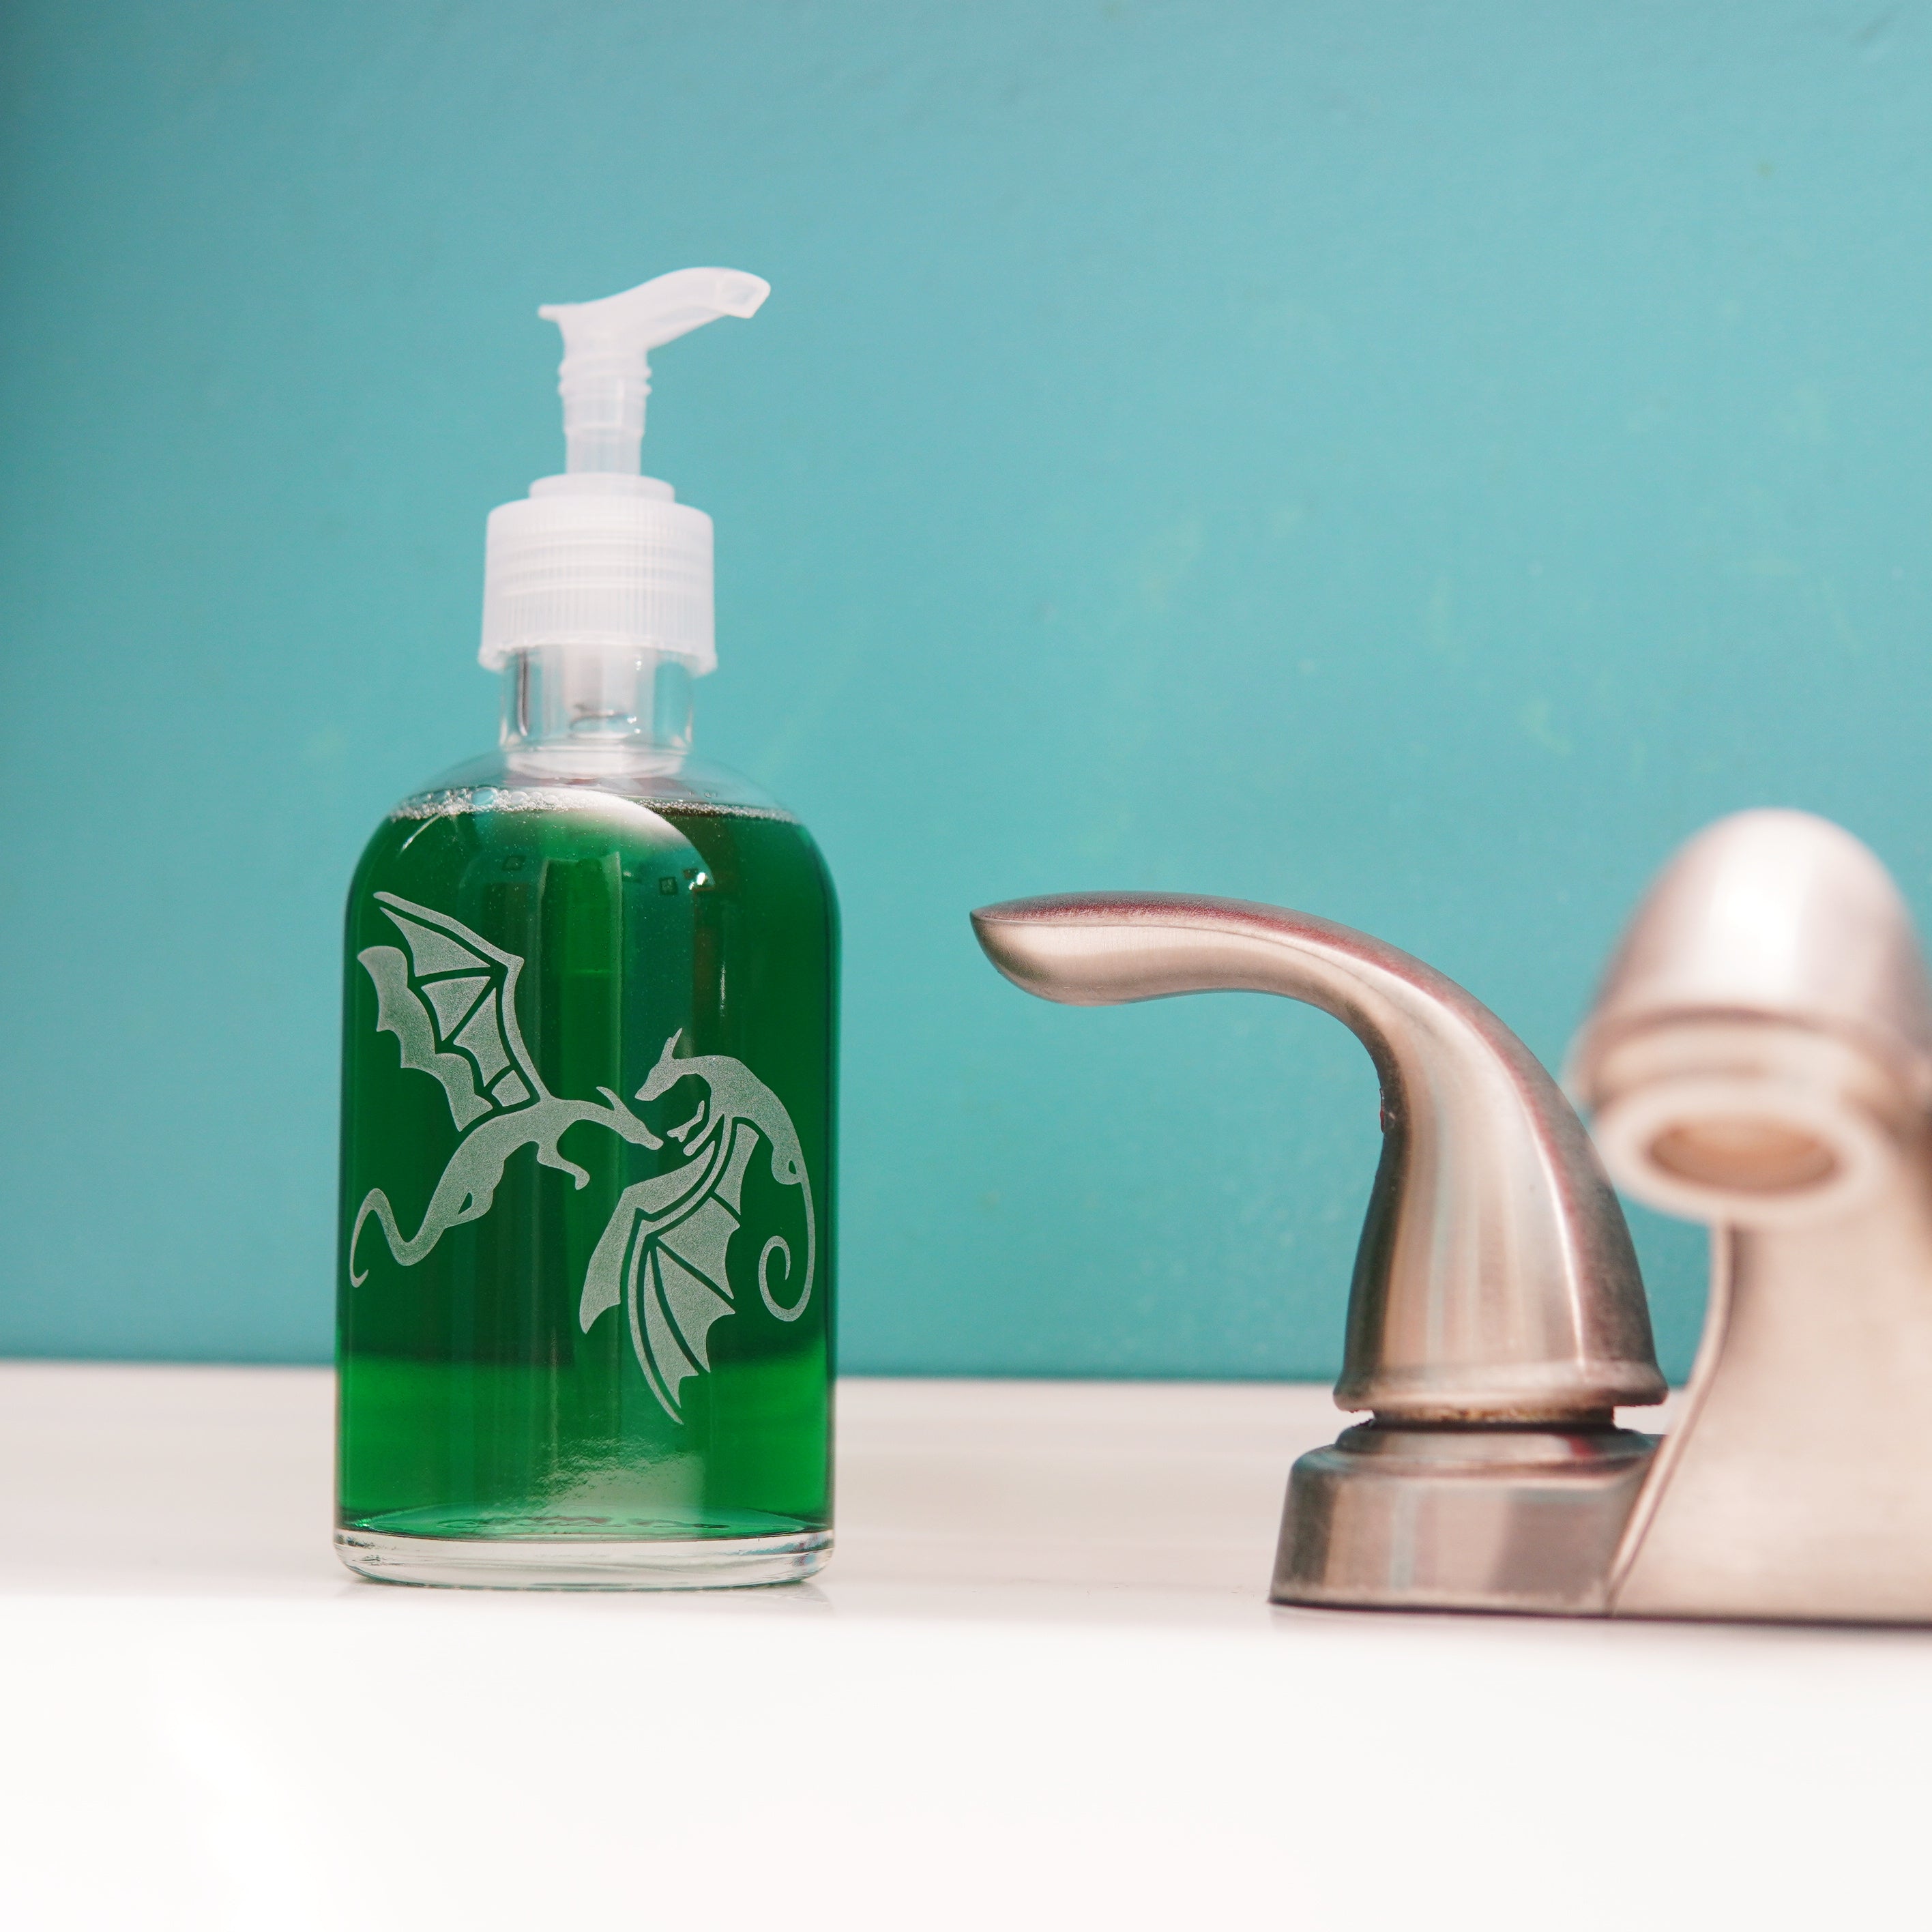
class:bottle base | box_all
[334,1526,831,1591]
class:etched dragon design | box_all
[349,890,814,1421]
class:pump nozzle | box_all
[480,265,769,675]
[538,267,770,475]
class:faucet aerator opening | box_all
[1645,1118,1838,1195]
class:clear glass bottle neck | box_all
[500,647,696,777]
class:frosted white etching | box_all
[349,891,815,1420]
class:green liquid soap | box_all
[336,785,836,1587]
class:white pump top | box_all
[479,267,770,673]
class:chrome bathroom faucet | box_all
[973,815,1932,1622]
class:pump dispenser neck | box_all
[501,645,695,776]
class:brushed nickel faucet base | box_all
[1274,1422,1658,1616]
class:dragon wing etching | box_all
[349,894,660,1283]
[580,1031,817,1422]
[579,1119,764,1422]
[358,890,544,1126]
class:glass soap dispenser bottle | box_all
[336,269,836,1588]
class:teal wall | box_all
[4,0,1928,1377]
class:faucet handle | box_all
[974,892,1662,1418]
[974,892,1665,1611]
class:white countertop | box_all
[0,1364,1923,1930]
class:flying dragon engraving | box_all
[349,890,815,1422]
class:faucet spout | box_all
[974,892,1664,1611]
[1570,810,1932,1622]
